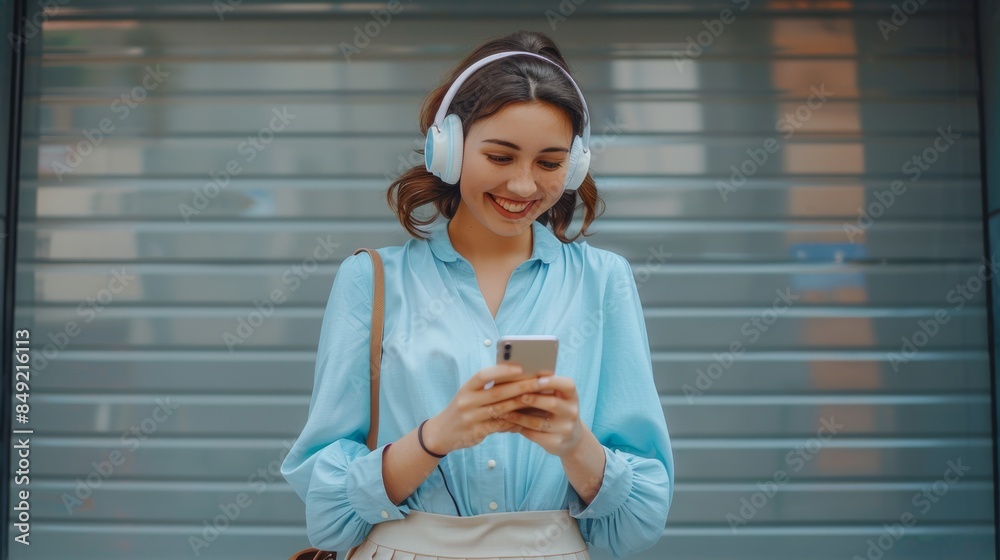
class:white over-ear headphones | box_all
[424,50,592,194]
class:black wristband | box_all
[418,418,447,458]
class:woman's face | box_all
[457,100,574,237]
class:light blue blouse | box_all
[281,217,674,558]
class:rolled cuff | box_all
[568,446,633,519]
[346,443,412,524]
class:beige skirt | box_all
[346,509,590,560]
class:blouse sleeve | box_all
[280,251,411,552]
[567,253,675,558]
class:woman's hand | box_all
[423,364,556,455]
[500,372,585,458]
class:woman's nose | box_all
[507,165,538,198]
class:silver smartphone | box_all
[495,335,558,415]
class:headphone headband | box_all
[431,50,591,152]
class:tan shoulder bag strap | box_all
[288,249,384,560]
[352,248,384,452]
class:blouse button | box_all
[484,338,492,347]
[488,459,496,468]
[380,510,390,519]
[489,501,498,511]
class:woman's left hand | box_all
[501,373,586,458]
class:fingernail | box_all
[537,376,550,387]
[484,380,495,390]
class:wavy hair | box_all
[385,29,605,243]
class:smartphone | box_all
[494,335,558,415]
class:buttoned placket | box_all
[453,256,531,514]
[431,219,555,515]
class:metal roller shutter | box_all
[9,1,992,559]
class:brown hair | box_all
[385,29,605,243]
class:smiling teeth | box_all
[492,195,529,212]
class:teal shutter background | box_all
[6,1,994,559]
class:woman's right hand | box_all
[422,364,555,455]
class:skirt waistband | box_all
[363,509,587,557]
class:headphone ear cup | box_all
[440,113,464,184]
[562,135,590,192]
[424,113,465,184]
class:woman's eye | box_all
[486,155,562,170]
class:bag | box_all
[288,247,386,560]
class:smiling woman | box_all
[282,28,673,560]
[454,100,574,243]
[386,30,605,245]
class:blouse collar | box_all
[427,217,562,265]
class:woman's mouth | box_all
[488,193,535,218]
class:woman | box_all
[281,29,673,559]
